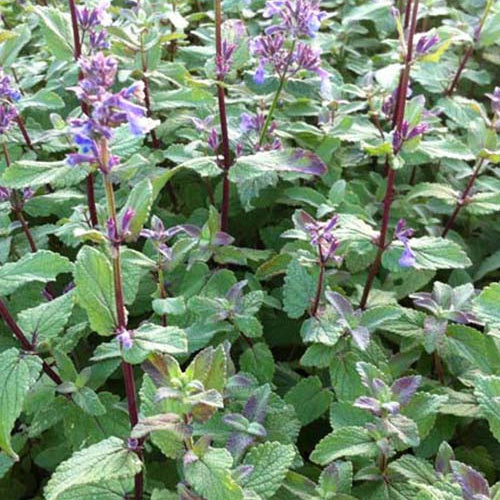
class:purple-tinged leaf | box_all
[435,441,455,476]
[391,375,421,405]
[451,461,490,500]
[353,396,382,416]
[325,291,353,318]
[350,325,370,351]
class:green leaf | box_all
[123,324,187,364]
[240,343,275,384]
[72,387,107,417]
[184,447,243,500]
[418,138,475,161]
[0,250,72,296]
[35,7,74,60]
[310,426,378,465]
[242,442,296,498]
[186,344,227,392]
[74,247,117,336]
[153,87,215,110]
[44,437,142,500]
[152,297,186,316]
[17,291,74,344]
[383,237,472,271]
[361,306,403,331]
[18,89,65,111]
[407,183,458,203]
[119,179,153,239]
[120,248,155,305]
[54,480,132,500]
[284,376,333,425]
[283,259,316,319]
[474,375,500,441]
[1,160,88,189]
[0,25,30,67]
[229,149,326,210]
[473,282,500,331]
[0,348,42,459]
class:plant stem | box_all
[15,115,35,151]
[67,0,98,228]
[441,157,485,237]
[311,245,325,317]
[444,0,493,97]
[157,255,168,327]
[258,40,296,147]
[360,1,419,309]
[103,170,142,499]
[214,0,233,232]
[433,351,445,384]
[0,299,63,386]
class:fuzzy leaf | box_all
[242,442,295,498]
[283,258,316,319]
[0,348,42,459]
[44,437,142,500]
[74,246,116,336]
[0,250,72,296]
[473,282,500,331]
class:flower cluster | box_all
[394,218,416,268]
[0,187,33,206]
[239,111,282,151]
[77,0,111,52]
[251,35,330,95]
[300,211,342,265]
[263,0,325,38]
[381,84,412,119]
[67,52,157,173]
[215,40,237,78]
[0,69,20,135]
[392,119,428,153]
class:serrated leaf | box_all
[123,324,187,364]
[35,6,74,61]
[184,447,243,500]
[17,292,74,344]
[473,282,500,330]
[1,160,88,189]
[383,237,472,271]
[240,343,275,384]
[152,297,186,316]
[474,375,500,441]
[418,138,475,161]
[44,437,142,500]
[310,426,378,465]
[0,348,42,459]
[74,246,117,336]
[0,250,72,296]
[283,259,316,318]
[284,376,332,425]
[242,442,295,498]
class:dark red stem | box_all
[0,299,63,386]
[360,2,419,309]
[444,46,474,97]
[311,249,325,317]
[441,158,484,237]
[214,0,232,232]
[15,116,35,151]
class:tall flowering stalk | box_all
[251,0,328,147]
[444,0,494,96]
[0,73,38,252]
[359,0,421,309]
[68,48,157,500]
[214,0,233,232]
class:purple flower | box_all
[89,29,110,51]
[121,208,135,236]
[300,211,342,264]
[415,33,440,56]
[116,326,133,350]
[254,60,266,84]
[264,0,325,38]
[0,187,11,201]
[0,69,21,102]
[240,112,266,133]
[77,0,111,31]
[191,115,214,132]
[486,87,500,115]
[0,103,17,134]
[216,40,237,78]
[392,120,428,153]
[394,219,416,268]
[207,128,220,152]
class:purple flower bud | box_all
[407,122,429,140]
[0,103,17,134]
[391,6,400,18]
[89,29,110,51]
[254,60,266,84]
[399,244,416,268]
[191,115,214,132]
[0,69,21,102]
[106,217,119,244]
[22,187,34,201]
[216,40,237,78]
[415,33,440,56]
[0,187,11,201]
[121,208,135,235]
[207,128,220,152]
